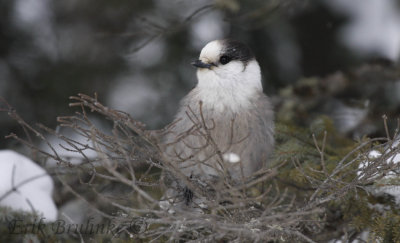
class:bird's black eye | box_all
[219,55,231,65]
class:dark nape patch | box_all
[222,39,255,64]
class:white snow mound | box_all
[0,150,57,221]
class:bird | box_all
[159,39,274,209]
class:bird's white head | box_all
[192,39,263,111]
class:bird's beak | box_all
[191,59,215,69]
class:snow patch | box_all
[40,125,99,166]
[358,136,400,203]
[325,0,400,60]
[0,150,57,221]
[223,153,241,164]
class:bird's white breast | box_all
[195,60,263,113]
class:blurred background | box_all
[1,0,400,149]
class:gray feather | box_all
[161,88,274,181]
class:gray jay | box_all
[160,39,274,208]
